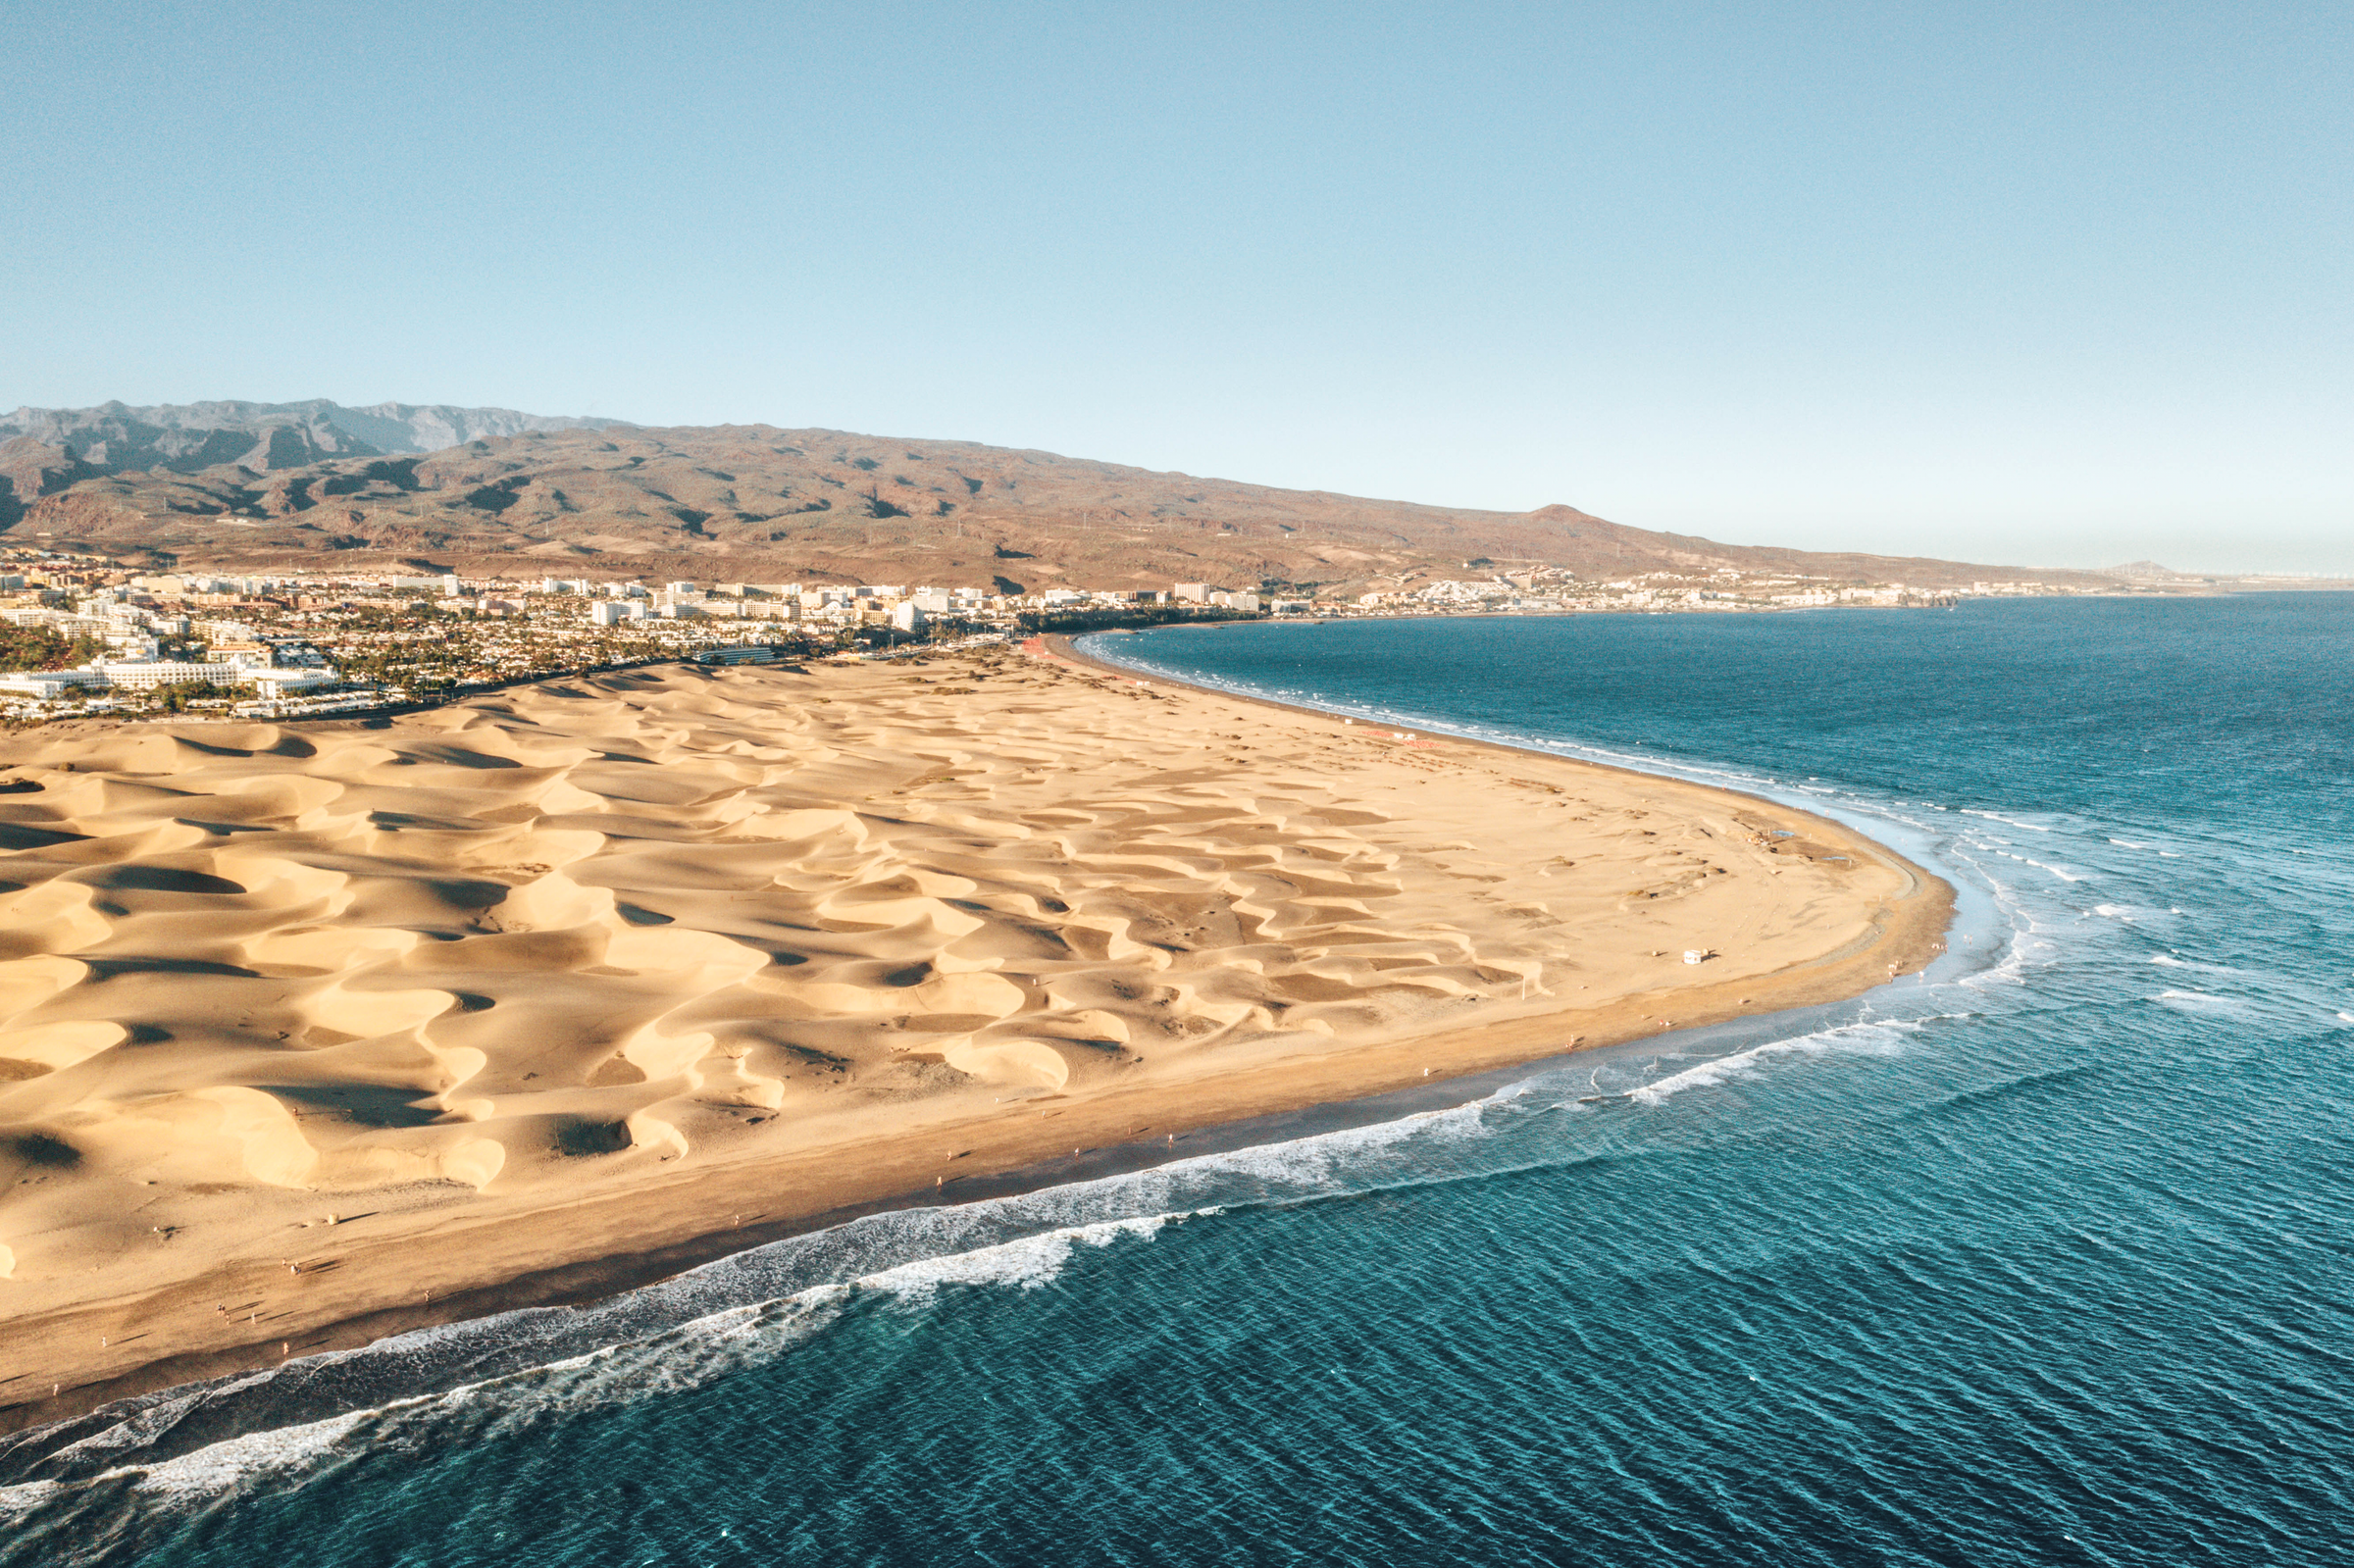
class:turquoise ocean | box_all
[4,593,2351,1566]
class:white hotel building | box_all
[0,656,340,702]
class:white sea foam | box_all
[2152,989,2252,1017]
[7,1290,859,1518]
[2148,955,2246,977]
[1940,862,2044,991]
[860,1213,1175,1303]
[49,1407,379,1510]
[1962,809,2055,834]
[1624,1018,1919,1105]
[2,1212,1198,1518]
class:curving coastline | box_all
[0,639,1949,1438]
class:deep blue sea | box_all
[6,594,2352,1567]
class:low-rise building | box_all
[0,658,343,699]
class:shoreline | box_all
[0,644,1952,1443]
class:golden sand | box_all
[0,642,1946,1420]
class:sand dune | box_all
[0,642,1943,1417]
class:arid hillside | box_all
[1,420,2088,592]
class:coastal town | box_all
[0,546,2104,723]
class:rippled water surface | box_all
[7,594,2352,1566]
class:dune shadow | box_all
[261,1085,446,1128]
[79,956,262,980]
[393,745,522,770]
[0,823,89,850]
[75,866,249,895]
[370,811,488,832]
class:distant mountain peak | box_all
[0,398,632,470]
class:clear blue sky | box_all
[4,1,2345,572]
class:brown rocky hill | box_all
[1,422,2087,592]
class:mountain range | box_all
[0,399,623,477]
[0,400,2100,593]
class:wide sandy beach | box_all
[0,641,1948,1425]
